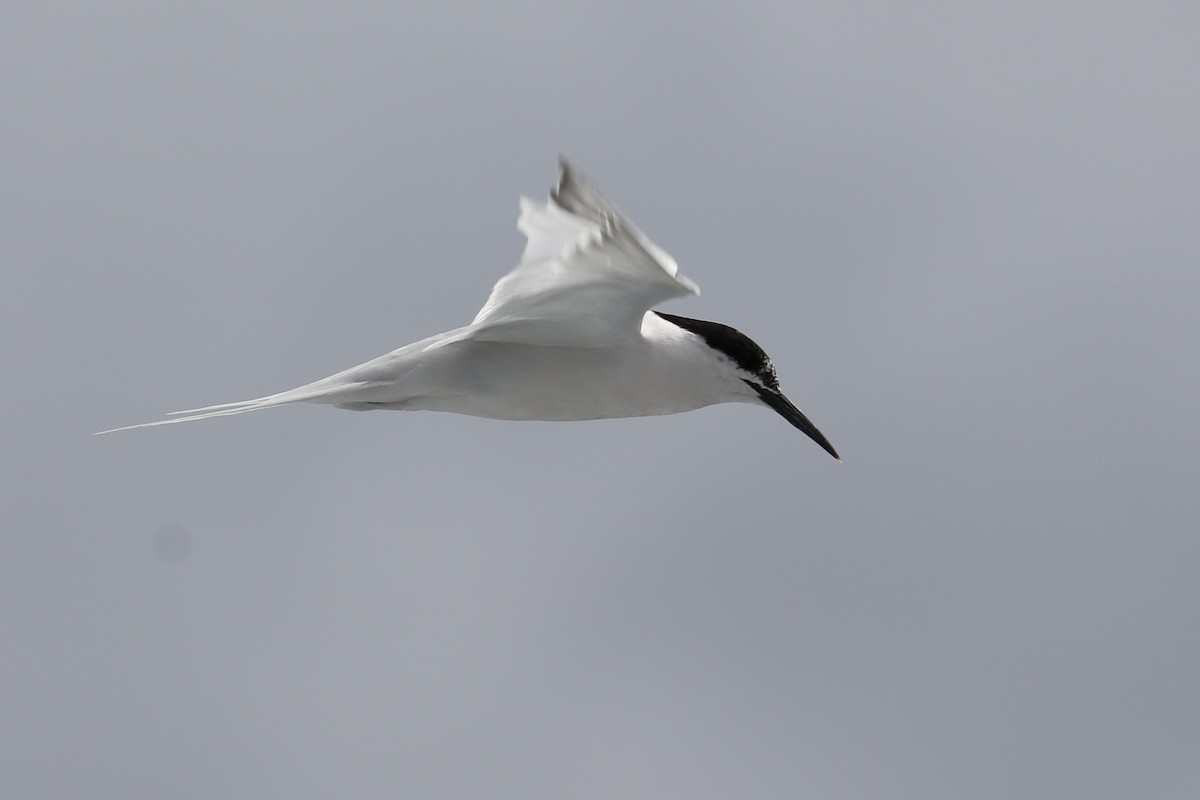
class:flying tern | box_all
[98,159,840,460]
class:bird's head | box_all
[654,312,840,460]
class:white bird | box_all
[98,159,839,460]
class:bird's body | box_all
[332,312,753,420]
[99,160,839,459]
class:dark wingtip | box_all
[554,155,579,198]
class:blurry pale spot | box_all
[152,523,192,562]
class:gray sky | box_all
[4,3,1199,798]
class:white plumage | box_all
[97,159,838,460]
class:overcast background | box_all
[4,3,1199,799]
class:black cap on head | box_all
[655,312,840,460]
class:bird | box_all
[97,159,840,460]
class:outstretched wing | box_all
[445,158,699,348]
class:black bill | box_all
[749,382,841,461]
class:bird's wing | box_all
[438,158,699,349]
